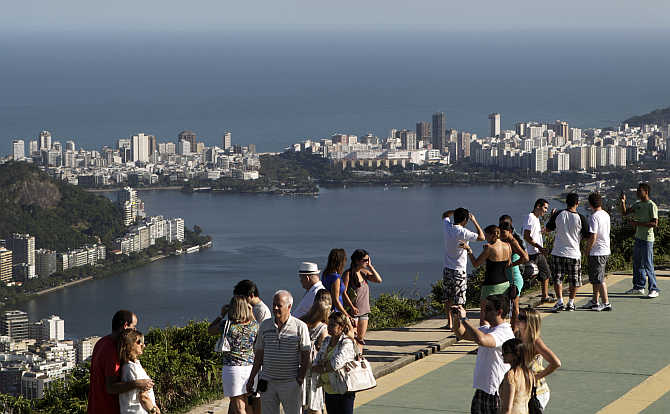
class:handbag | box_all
[334,356,376,392]
[528,382,544,414]
[214,319,232,353]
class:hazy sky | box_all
[4,1,670,33]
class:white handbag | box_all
[214,319,232,352]
[334,357,376,392]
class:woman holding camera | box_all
[208,295,259,414]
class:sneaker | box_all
[551,302,565,313]
[648,290,660,298]
[581,299,597,309]
[565,303,576,312]
[625,288,645,295]
[602,303,613,311]
[592,303,605,312]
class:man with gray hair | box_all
[247,290,311,414]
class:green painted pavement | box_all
[357,277,670,414]
[640,390,670,414]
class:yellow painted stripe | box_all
[356,274,630,409]
[355,342,479,407]
[597,364,670,414]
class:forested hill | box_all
[0,162,125,251]
[624,106,670,127]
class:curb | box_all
[372,335,459,378]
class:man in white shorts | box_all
[441,207,485,328]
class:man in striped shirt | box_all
[247,290,311,414]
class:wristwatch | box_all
[460,317,469,323]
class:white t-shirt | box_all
[120,360,156,414]
[253,300,272,323]
[443,217,480,272]
[588,210,611,256]
[548,209,589,260]
[523,213,543,255]
[292,281,325,318]
[473,322,515,395]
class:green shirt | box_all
[632,200,658,242]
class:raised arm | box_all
[451,306,498,347]
[469,213,486,241]
[364,259,382,283]
[207,305,229,336]
[534,336,561,380]
[442,210,455,219]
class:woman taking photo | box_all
[499,338,532,414]
[516,307,561,410]
[300,289,332,414]
[312,312,358,414]
[118,329,160,414]
[342,249,382,346]
[322,248,354,321]
[208,295,259,414]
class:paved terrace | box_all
[189,270,670,414]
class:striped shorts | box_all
[549,255,582,287]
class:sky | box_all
[3,1,670,33]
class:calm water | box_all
[22,185,560,338]
[2,29,670,152]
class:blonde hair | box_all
[519,307,542,364]
[228,295,253,323]
[118,329,143,364]
[301,289,332,325]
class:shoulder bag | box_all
[334,354,376,393]
[214,319,232,353]
[528,380,544,414]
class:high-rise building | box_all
[177,140,191,156]
[488,113,501,138]
[555,121,569,138]
[457,131,471,159]
[515,122,527,137]
[38,131,51,151]
[167,218,185,242]
[41,315,65,341]
[178,131,197,150]
[131,133,150,162]
[12,140,25,160]
[7,234,34,267]
[569,146,588,170]
[222,132,232,150]
[432,112,446,151]
[35,249,57,278]
[415,122,431,146]
[77,336,101,363]
[400,130,417,150]
[148,135,157,155]
[65,140,76,151]
[531,147,548,172]
[29,140,39,155]
[1,310,29,340]
[118,187,139,226]
[0,248,12,284]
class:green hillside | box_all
[0,162,125,251]
[624,106,670,127]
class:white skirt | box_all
[222,365,254,397]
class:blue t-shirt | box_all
[322,272,344,309]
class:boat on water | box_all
[185,246,200,254]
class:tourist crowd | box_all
[86,182,659,414]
